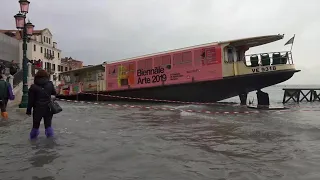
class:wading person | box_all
[26,69,57,139]
[9,60,18,75]
[0,74,15,119]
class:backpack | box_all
[0,80,14,101]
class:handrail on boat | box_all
[242,51,293,67]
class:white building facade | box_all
[20,28,63,85]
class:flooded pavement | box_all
[1,100,320,180]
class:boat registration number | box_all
[251,66,276,73]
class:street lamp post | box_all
[14,0,35,108]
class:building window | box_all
[58,53,60,58]
[65,67,68,71]
[33,44,36,51]
[49,38,51,44]
[53,51,55,56]
[53,64,56,71]
[43,36,45,43]
[46,37,48,43]
[41,47,43,53]
[58,75,61,81]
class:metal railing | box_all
[243,51,293,67]
[44,53,55,60]
[12,69,23,88]
[45,67,56,74]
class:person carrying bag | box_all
[26,69,62,139]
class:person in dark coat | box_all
[0,74,15,120]
[9,60,18,75]
[0,62,6,74]
[26,69,57,139]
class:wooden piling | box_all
[282,88,320,103]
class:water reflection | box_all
[29,139,59,168]
[29,149,59,167]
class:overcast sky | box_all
[1,0,319,84]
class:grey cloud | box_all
[1,0,320,84]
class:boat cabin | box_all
[220,34,295,77]
[57,64,106,96]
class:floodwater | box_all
[1,86,320,180]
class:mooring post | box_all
[239,93,247,105]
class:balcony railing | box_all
[45,68,56,75]
[44,53,55,60]
[243,51,293,67]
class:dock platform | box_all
[282,88,320,103]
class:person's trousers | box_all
[0,99,8,112]
[32,107,53,129]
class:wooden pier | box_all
[282,88,320,103]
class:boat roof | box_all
[226,34,284,47]
[59,64,105,75]
[104,34,284,64]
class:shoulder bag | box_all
[38,85,62,114]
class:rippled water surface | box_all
[1,86,320,180]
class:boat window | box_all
[109,65,117,76]
[173,51,192,67]
[227,48,234,62]
[193,49,204,66]
[236,49,246,62]
[138,58,152,69]
[161,55,171,69]
[74,75,80,82]
[162,55,171,65]
[137,60,146,69]
[237,50,241,61]
[173,53,182,66]
[182,51,192,65]
[154,56,162,67]
[145,58,152,69]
